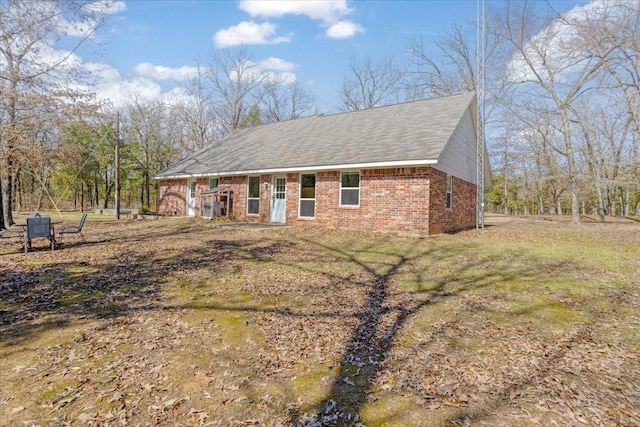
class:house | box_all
[155,92,491,235]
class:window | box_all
[340,172,360,206]
[446,175,453,209]
[209,178,219,190]
[299,174,316,218]
[247,176,260,215]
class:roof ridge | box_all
[303,91,475,121]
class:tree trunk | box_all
[94,181,99,210]
[608,188,616,216]
[581,127,606,222]
[103,176,114,209]
[618,186,625,217]
[0,178,4,230]
[537,183,545,215]
[558,109,581,224]
[2,173,14,228]
[144,171,151,208]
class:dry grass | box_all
[0,214,639,426]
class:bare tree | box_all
[404,13,509,119]
[497,0,618,224]
[575,1,640,216]
[510,106,559,215]
[339,56,404,111]
[169,65,219,154]
[0,0,106,228]
[491,0,640,220]
[121,97,175,209]
[406,25,477,98]
[206,46,267,136]
[263,79,315,122]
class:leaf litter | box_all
[0,215,638,426]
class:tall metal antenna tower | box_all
[476,0,486,229]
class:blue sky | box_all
[72,0,586,113]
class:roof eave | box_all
[155,159,439,180]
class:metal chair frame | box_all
[58,213,88,244]
[25,215,55,252]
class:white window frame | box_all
[299,173,316,218]
[340,171,360,207]
[247,176,260,215]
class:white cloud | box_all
[325,20,364,39]
[239,0,352,22]
[83,57,300,109]
[85,62,162,108]
[256,57,297,83]
[255,58,298,83]
[216,57,298,85]
[238,0,363,40]
[162,87,195,106]
[32,43,83,71]
[84,62,204,109]
[84,0,127,15]
[56,1,126,38]
[56,18,99,38]
[508,0,639,84]
[270,71,296,84]
[82,55,301,108]
[213,21,291,48]
[134,63,200,80]
[258,57,296,71]
[10,40,84,85]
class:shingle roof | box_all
[155,92,476,179]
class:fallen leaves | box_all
[0,217,639,426]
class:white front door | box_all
[270,176,286,223]
[187,179,196,216]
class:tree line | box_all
[2,0,639,230]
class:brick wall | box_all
[428,169,477,234]
[158,179,187,216]
[219,176,248,221]
[297,168,433,234]
[158,166,477,234]
[285,173,300,221]
[281,167,475,234]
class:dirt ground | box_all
[0,214,638,426]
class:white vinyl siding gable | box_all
[436,107,477,185]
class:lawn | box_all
[1,214,638,426]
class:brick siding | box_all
[428,169,477,234]
[157,166,477,234]
[158,179,188,216]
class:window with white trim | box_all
[299,174,316,218]
[247,176,260,215]
[209,178,219,190]
[446,175,453,209]
[340,172,360,207]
